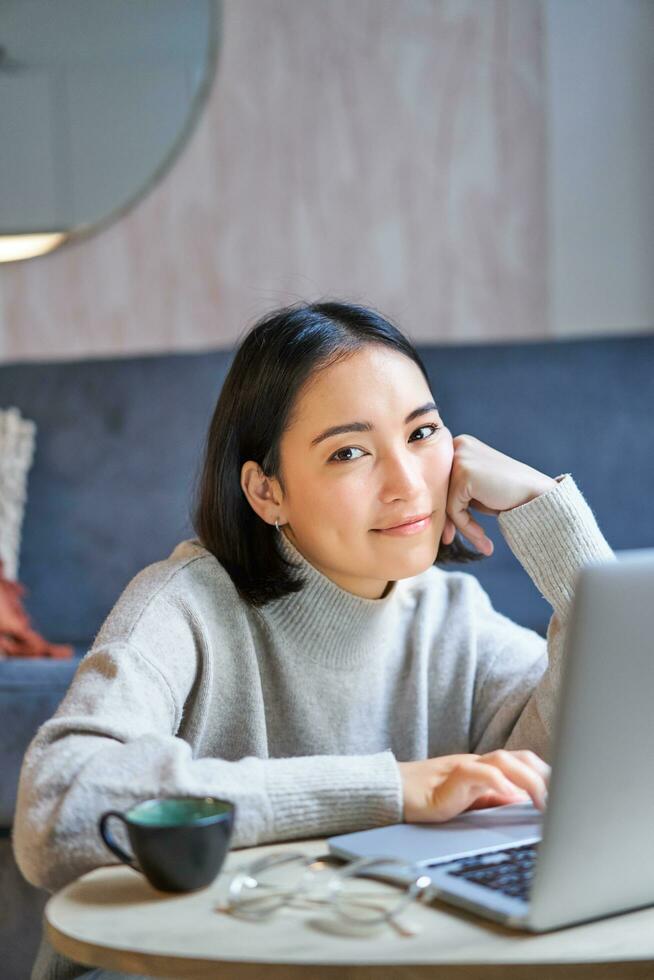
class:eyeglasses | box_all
[217,850,435,937]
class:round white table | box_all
[46,837,654,979]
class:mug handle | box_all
[99,811,138,869]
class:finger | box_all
[479,750,548,810]
[509,749,552,785]
[445,470,485,552]
[442,518,456,546]
[446,483,494,554]
[469,499,500,517]
[484,748,552,788]
[449,509,493,555]
[465,787,530,811]
[428,760,527,822]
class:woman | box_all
[15,300,614,980]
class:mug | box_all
[99,796,235,892]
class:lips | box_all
[375,512,432,531]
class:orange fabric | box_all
[0,559,72,658]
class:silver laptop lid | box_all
[529,548,654,931]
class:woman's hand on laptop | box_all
[398,749,550,823]
[440,435,558,556]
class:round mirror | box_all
[0,0,220,262]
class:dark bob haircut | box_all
[193,300,485,607]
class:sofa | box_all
[1,332,653,979]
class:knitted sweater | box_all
[14,472,614,979]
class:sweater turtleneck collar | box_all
[260,529,403,669]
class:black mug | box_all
[99,796,235,892]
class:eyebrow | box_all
[309,401,440,448]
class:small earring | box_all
[275,517,281,532]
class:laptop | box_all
[328,547,654,932]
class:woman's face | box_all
[273,345,454,599]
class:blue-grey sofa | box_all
[1,333,653,979]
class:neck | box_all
[260,530,402,669]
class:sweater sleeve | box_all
[12,636,403,895]
[468,473,616,761]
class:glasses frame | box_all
[223,850,434,934]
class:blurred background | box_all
[1,0,652,360]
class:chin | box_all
[389,551,436,579]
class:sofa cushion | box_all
[0,351,232,647]
[0,652,84,826]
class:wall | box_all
[0,0,651,363]
[546,0,654,338]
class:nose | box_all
[378,447,425,501]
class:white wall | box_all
[546,0,654,337]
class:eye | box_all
[329,422,441,463]
[330,446,366,463]
[409,423,441,442]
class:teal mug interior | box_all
[127,797,233,826]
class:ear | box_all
[240,461,284,526]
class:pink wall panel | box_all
[0,0,549,362]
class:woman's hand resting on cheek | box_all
[398,750,551,823]
[440,435,558,556]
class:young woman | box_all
[15,301,614,980]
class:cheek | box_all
[292,468,363,526]
[329,475,370,521]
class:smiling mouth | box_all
[373,512,433,531]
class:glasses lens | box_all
[330,858,426,925]
[228,853,329,918]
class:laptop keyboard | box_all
[443,841,539,901]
